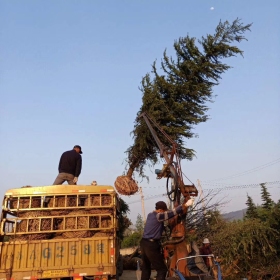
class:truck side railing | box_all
[4,193,115,210]
[3,213,114,236]
[1,189,119,241]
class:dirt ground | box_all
[120,270,157,280]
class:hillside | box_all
[222,209,246,221]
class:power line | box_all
[126,180,280,204]
[140,179,280,189]
[203,158,280,182]
[202,180,280,187]
[203,181,280,192]
[128,193,166,205]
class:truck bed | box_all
[0,185,120,280]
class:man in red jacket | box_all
[199,238,213,268]
[53,145,83,185]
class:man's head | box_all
[155,201,168,212]
[203,238,210,247]
[73,145,83,154]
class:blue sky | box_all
[1,0,279,223]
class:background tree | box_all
[135,214,144,235]
[121,232,142,248]
[260,183,274,210]
[125,19,252,178]
[213,219,279,279]
[118,198,132,240]
[245,194,258,219]
[196,187,280,279]
[271,200,280,256]
[121,214,144,248]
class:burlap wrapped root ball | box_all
[84,195,101,207]
[114,176,139,195]
[17,211,51,231]
[84,195,112,207]
[57,210,92,239]
[47,196,77,208]
[14,211,51,241]
[10,196,41,209]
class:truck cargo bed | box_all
[0,237,117,279]
[0,185,121,280]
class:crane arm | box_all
[139,112,198,202]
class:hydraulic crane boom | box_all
[140,112,198,203]
[139,112,200,278]
[140,112,220,279]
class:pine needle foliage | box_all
[194,185,280,279]
[260,183,274,210]
[245,194,259,219]
[126,19,252,178]
[211,218,279,279]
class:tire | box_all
[109,274,119,280]
[117,255,124,276]
[131,257,143,270]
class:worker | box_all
[53,145,83,185]
[140,198,195,280]
[199,238,213,268]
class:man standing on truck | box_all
[140,198,194,280]
[53,145,83,185]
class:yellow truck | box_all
[0,185,122,280]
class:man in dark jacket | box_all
[140,198,194,280]
[53,145,83,185]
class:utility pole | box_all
[139,187,146,223]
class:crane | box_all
[140,112,198,203]
[140,112,199,278]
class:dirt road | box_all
[120,270,157,280]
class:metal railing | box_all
[1,192,118,239]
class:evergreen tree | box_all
[195,186,280,278]
[245,194,258,219]
[125,19,252,178]
[260,183,274,210]
[121,232,142,248]
[135,213,144,234]
[118,198,132,240]
[121,214,144,248]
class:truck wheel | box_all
[117,255,123,276]
[109,274,119,280]
[131,257,143,270]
